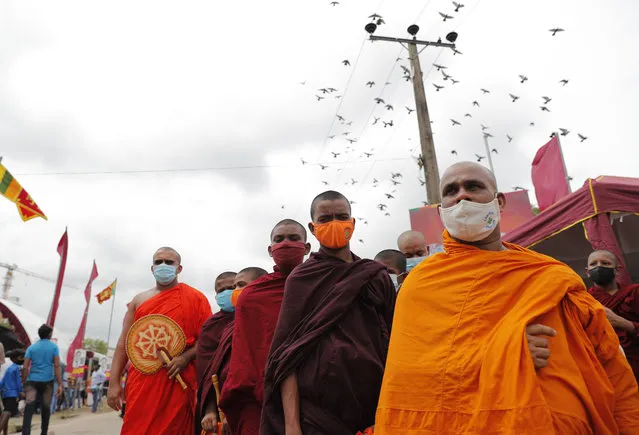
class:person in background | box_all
[21,324,62,435]
[396,230,429,273]
[0,350,25,435]
[587,249,639,381]
[90,367,107,413]
[65,375,76,410]
[374,249,407,291]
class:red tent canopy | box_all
[504,176,639,284]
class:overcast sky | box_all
[1,0,637,348]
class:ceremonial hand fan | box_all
[126,314,188,390]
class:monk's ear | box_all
[304,243,311,255]
[176,265,183,274]
[308,222,315,235]
[497,192,506,212]
[267,245,273,258]
[352,218,356,231]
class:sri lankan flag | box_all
[96,279,117,304]
[0,162,47,221]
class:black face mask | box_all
[589,266,616,286]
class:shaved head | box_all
[441,161,497,192]
[238,267,268,283]
[271,219,307,242]
[397,230,427,258]
[214,271,237,293]
[375,249,407,274]
[153,247,181,264]
[587,250,618,268]
[310,190,351,221]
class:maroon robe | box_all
[219,270,287,435]
[195,310,234,434]
[589,283,639,381]
[260,250,396,435]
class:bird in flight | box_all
[559,128,570,136]
[374,97,385,104]
[507,134,513,143]
[451,78,460,85]
[453,1,465,12]
[542,96,552,104]
[480,88,490,94]
[385,104,394,111]
[347,138,357,144]
[401,65,411,75]
[439,12,454,21]
[481,124,489,131]
[342,131,351,136]
[451,150,458,155]
[433,84,444,91]
[373,178,379,184]
[475,154,486,162]
[484,133,494,139]
[377,204,388,211]
[519,75,528,83]
[385,193,395,199]
[509,93,519,102]
[391,179,402,186]
[318,88,329,94]
[419,178,426,186]
[450,119,461,126]
[372,117,380,125]
[442,71,452,81]
[491,148,498,154]
[342,59,351,66]
[464,113,472,118]
[319,164,328,170]
[321,181,329,185]
[383,120,394,128]
[530,122,536,126]
[315,95,324,101]
[578,133,588,142]
[366,81,375,88]
[351,178,358,185]
[327,87,337,93]
[391,172,403,179]
[406,106,415,114]
[540,106,551,112]
[369,13,382,20]
[453,48,463,56]
[328,135,335,140]
[473,101,480,107]
[300,158,307,165]
[300,81,307,85]
[559,79,569,86]
[329,1,339,5]
[358,239,364,244]
[549,28,565,36]
[433,63,447,71]
[331,152,340,158]
[364,152,374,158]
[345,121,353,126]
[337,115,345,122]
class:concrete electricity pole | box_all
[365,23,457,205]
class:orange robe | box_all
[122,283,212,435]
[375,232,639,434]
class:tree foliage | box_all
[83,337,107,355]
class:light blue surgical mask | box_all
[406,256,427,273]
[153,264,177,285]
[389,274,400,291]
[215,289,235,312]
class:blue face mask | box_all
[406,256,427,273]
[215,289,235,312]
[153,264,177,285]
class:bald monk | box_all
[374,249,407,291]
[195,271,237,434]
[199,267,268,434]
[587,249,639,381]
[260,190,396,435]
[397,230,428,273]
[376,162,639,434]
[218,219,311,435]
[107,247,212,435]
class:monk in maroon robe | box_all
[199,267,268,434]
[195,271,236,434]
[219,219,311,435]
[587,249,639,380]
[260,191,396,435]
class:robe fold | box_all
[375,231,639,435]
[260,250,396,435]
[219,270,287,435]
[195,309,235,434]
[122,283,212,435]
[589,283,639,381]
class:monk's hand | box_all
[285,422,303,435]
[222,418,232,435]
[166,354,188,379]
[201,412,218,432]
[603,307,630,331]
[107,383,123,412]
[526,324,557,369]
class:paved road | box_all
[47,411,122,434]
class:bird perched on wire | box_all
[509,93,520,102]
[439,12,453,21]
[549,28,565,36]
[433,84,444,92]
[578,133,588,142]
[519,75,528,83]
[342,59,351,66]
[475,154,486,162]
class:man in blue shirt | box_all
[0,349,25,434]
[21,324,62,435]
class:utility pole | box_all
[365,23,457,205]
[482,133,496,176]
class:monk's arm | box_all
[281,373,301,432]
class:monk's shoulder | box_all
[132,288,159,308]
[179,282,209,303]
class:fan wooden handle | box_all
[212,374,226,423]
[159,350,187,390]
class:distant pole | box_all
[482,133,496,176]
[366,24,456,205]
[553,132,572,193]
[105,285,117,349]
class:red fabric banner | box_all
[531,136,570,210]
[47,229,69,328]
[66,261,99,372]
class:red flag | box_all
[47,229,69,328]
[66,261,99,372]
[531,136,570,210]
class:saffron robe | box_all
[219,270,287,434]
[260,251,396,435]
[375,232,639,435]
[590,283,639,382]
[122,283,212,435]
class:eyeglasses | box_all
[153,259,175,266]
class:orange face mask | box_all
[312,219,354,249]
[231,288,243,307]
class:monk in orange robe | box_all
[107,247,212,435]
[218,219,311,435]
[376,162,639,434]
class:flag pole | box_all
[482,132,497,182]
[553,132,572,193]
[105,280,117,350]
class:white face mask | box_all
[389,274,400,291]
[439,198,501,242]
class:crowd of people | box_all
[81,160,639,433]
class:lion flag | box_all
[96,279,117,304]
[0,161,47,221]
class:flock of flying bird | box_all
[291,2,589,240]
